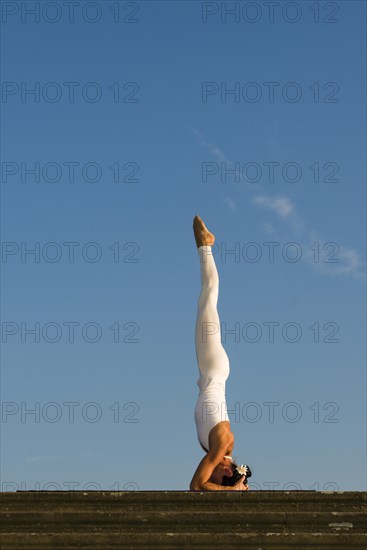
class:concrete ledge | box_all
[1,491,366,549]
[1,511,366,533]
[1,531,367,550]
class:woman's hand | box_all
[231,475,249,491]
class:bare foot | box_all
[193,215,216,248]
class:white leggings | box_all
[194,245,230,453]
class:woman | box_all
[190,215,251,492]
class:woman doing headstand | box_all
[190,215,251,492]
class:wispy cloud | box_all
[253,196,365,279]
[261,222,277,235]
[252,195,294,219]
[188,125,260,193]
[190,128,365,280]
[337,246,365,276]
[187,125,229,163]
[303,235,366,280]
[224,197,237,210]
[252,195,304,233]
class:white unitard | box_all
[194,245,230,453]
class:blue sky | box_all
[1,0,366,491]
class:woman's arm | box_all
[200,479,248,491]
[189,437,231,491]
[196,480,232,491]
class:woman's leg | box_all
[195,245,230,381]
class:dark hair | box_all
[221,463,252,487]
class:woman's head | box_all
[209,457,234,484]
[222,462,252,487]
[210,458,252,486]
